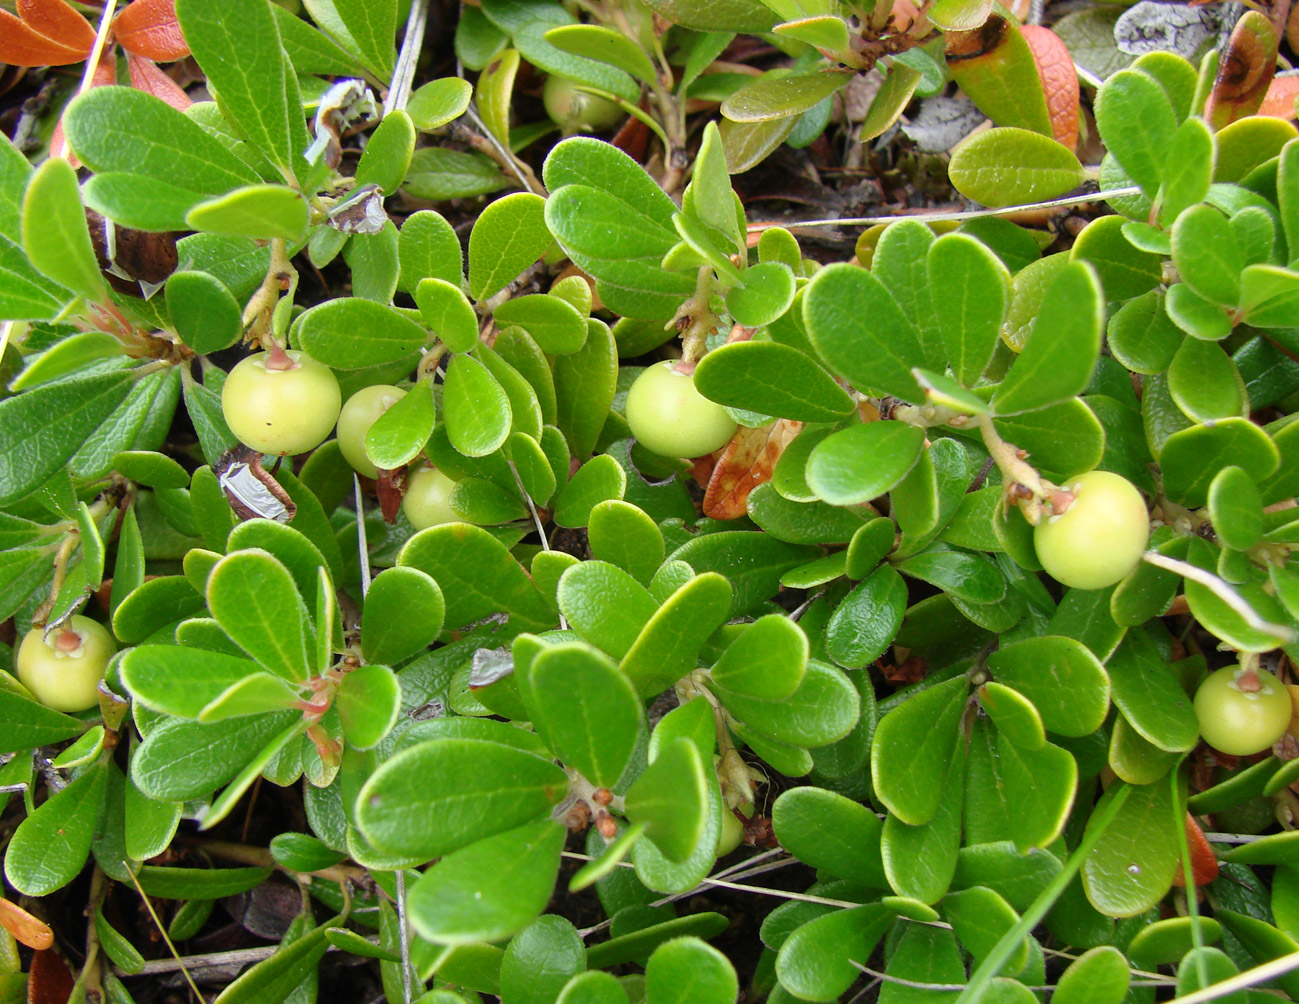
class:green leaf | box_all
[319,0,397,77]
[495,294,588,354]
[0,687,84,751]
[775,904,893,1002]
[186,185,309,242]
[1216,910,1299,1001]
[806,421,926,506]
[948,128,1086,207]
[928,233,1009,385]
[409,819,565,945]
[726,262,797,327]
[121,645,297,718]
[558,972,629,1004]
[137,864,273,899]
[881,905,965,1000]
[943,886,1028,974]
[131,711,298,800]
[553,454,626,528]
[336,663,401,750]
[1094,68,1178,198]
[4,763,107,895]
[364,381,436,472]
[165,270,242,355]
[626,737,709,862]
[444,353,513,457]
[475,47,519,149]
[803,262,927,403]
[416,278,479,354]
[668,532,817,616]
[1175,947,1243,1004]
[1208,465,1264,551]
[620,572,733,696]
[361,567,444,665]
[355,111,415,198]
[994,734,1077,851]
[1158,117,1214,224]
[0,370,134,506]
[694,341,854,423]
[1081,782,1179,917]
[176,0,308,179]
[986,636,1110,736]
[1051,946,1130,1004]
[22,158,103,301]
[1171,204,1243,307]
[553,319,618,460]
[992,261,1103,415]
[772,786,886,886]
[1239,264,1299,328]
[530,642,641,788]
[1070,215,1164,300]
[408,77,474,131]
[1159,417,1279,508]
[721,70,852,123]
[1106,290,1184,375]
[212,912,337,1004]
[707,614,807,700]
[404,147,511,201]
[0,234,69,320]
[861,62,923,142]
[357,737,567,859]
[644,937,738,1004]
[499,916,586,1004]
[468,193,551,301]
[824,565,907,669]
[557,560,657,660]
[208,549,314,681]
[588,500,664,586]
[398,210,463,293]
[64,87,258,195]
[544,24,657,84]
[399,523,555,635]
[872,675,967,825]
[1170,336,1246,421]
[1165,283,1233,341]
[748,485,873,545]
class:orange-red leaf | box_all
[1021,25,1079,151]
[1206,10,1279,129]
[127,53,190,109]
[0,897,52,950]
[1260,73,1299,119]
[0,8,89,65]
[113,0,188,61]
[17,0,94,51]
[702,419,801,520]
[1172,813,1220,887]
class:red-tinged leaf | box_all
[1206,10,1278,129]
[28,949,75,1004]
[945,12,1053,136]
[1289,1,1299,53]
[1259,74,1299,119]
[610,107,648,162]
[703,419,801,520]
[0,897,52,950]
[127,53,190,108]
[0,9,89,65]
[1021,25,1079,150]
[50,57,117,163]
[1172,813,1220,887]
[17,0,94,52]
[113,0,188,61]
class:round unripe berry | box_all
[403,466,459,530]
[543,75,624,133]
[716,802,752,857]
[625,361,738,459]
[337,384,406,479]
[16,616,116,713]
[1033,470,1149,590]
[1194,665,1293,756]
[221,350,342,456]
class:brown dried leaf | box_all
[16,0,94,54]
[1206,10,1279,129]
[0,8,89,66]
[702,419,801,520]
[27,949,74,1004]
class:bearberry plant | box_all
[3,0,1299,1002]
